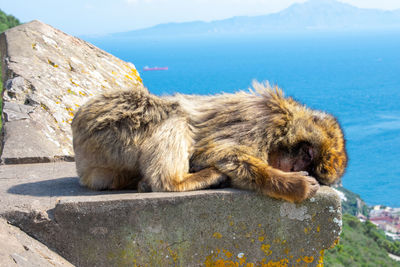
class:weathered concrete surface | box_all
[0,163,342,266]
[0,20,143,164]
[0,218,73,267]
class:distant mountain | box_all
[112,0,400,38]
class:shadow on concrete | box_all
[7,177,137,197]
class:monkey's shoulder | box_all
[73,89,182,133]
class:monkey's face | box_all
[268,141,347,186]
[268,142,314,173]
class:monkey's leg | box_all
[79,167,114,190]
[174,167,228,191]
[214,152,319,203]
[138,116,229,192]
[80,167,140,190]
[138,167,227,192]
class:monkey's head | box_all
[308,112,348,185]
[268,109,347,186]
[255,84,347,185]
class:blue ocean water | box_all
[88,31,400,207]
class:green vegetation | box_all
[325,214,400,266]
[336,186,370,216]
[0,62,2,131]
[0,8,18,131]
[0,9,20,33]
[325,187,400,266]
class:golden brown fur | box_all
[71,82,347,203]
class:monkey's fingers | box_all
[297,171,309,176]
[305,176,320,199]
[266,172,319,203]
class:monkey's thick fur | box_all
[72,82,347,203]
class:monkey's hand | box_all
[213,152,320,203]
[266,170,320,203]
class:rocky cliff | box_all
[0,20,143,164]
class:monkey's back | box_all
[72,88,182,171]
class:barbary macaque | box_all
[71,82,347,203]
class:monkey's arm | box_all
[204,147,319,203]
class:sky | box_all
[1,0,400,36]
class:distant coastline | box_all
[99,0,400,39]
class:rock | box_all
[0,20,143,164]
[0,218,73,267]
[2,102,34,121]
[0,162,342,267]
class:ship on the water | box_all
[143,66,168,71]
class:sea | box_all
[87,31,400,207]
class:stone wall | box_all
[0,20,143,164]
[1,162,341,267]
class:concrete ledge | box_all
[0,219,73,266]
[0,163,341,266]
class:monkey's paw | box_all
[271,171,320,203]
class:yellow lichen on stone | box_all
[223,249,233,258]
[204,249,245,267]
[205,248,291,267]
[70,79,79,87]
[47,59,58,68]
[258,236,265,242]
[260,258,289,267]
[167,247,178,263]
[330,238,340,249]
[238,254,246,265]
[40,103,49,111]
[316,250,324,267]
[213,232,222,239]
[302,256,314,263]
[261,244,272,256]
